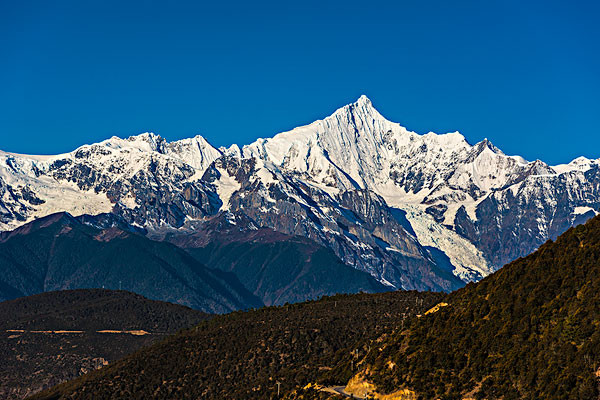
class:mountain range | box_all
[1,95,598,292]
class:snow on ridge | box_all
[0,150,67,162]
[220,144,242,158]
[238,95,595,225]
[552,156,597,175]
[165,135,222,172]
[241,96,472,192]
[1,132,223,177]
[213,166,241,211]
[96,132,166,153]
[574,206,597,216]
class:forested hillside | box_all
[0,212,262,312]
[30,291,443,400]
[0,289,209,400]
[306,215,600,399]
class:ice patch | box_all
[402,205,492,282]
[574,206,597,216]
[214,167,241,211]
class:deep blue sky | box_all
[1,1,598,164]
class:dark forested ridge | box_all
[171,226,390,306]
[307,215,600,399]
[0,289,210,332]
[0,212,262,313]
[30,291,444,400]
[0,212,390,312]
[0,289,209,400]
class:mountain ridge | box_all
[0,211,390,308]
[0,211,262,312]
[326,213,600,399]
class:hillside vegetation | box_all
[29,216,600,399]
[0,289,209,400]
[30,291,443,400]
[325,216,600,399]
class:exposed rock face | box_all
[0,96,598,290]
[454,164,600,267]
[195,157,461,291]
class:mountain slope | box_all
[330,215,600,399]
[29,291,445,400]
[186,157,464,291]
[0,213,261,313]
[0,289,209,400]
[27,213,600,400]
[170,225,390,305]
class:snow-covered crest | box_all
[0,131,223,231]
[241,96,547,208]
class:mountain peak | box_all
[356,94,372,105]
[348,94,375,111]
[330,94,384,124]
[0,212,77,243]
[95,132,167,154]
[477,138,502,154]
[123,132,163,142]
[128,132,165,147]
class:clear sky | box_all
[1,0,598,164]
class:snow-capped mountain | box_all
[0,133,222,229]
[1,96,598,290]
[241,95,600,272]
